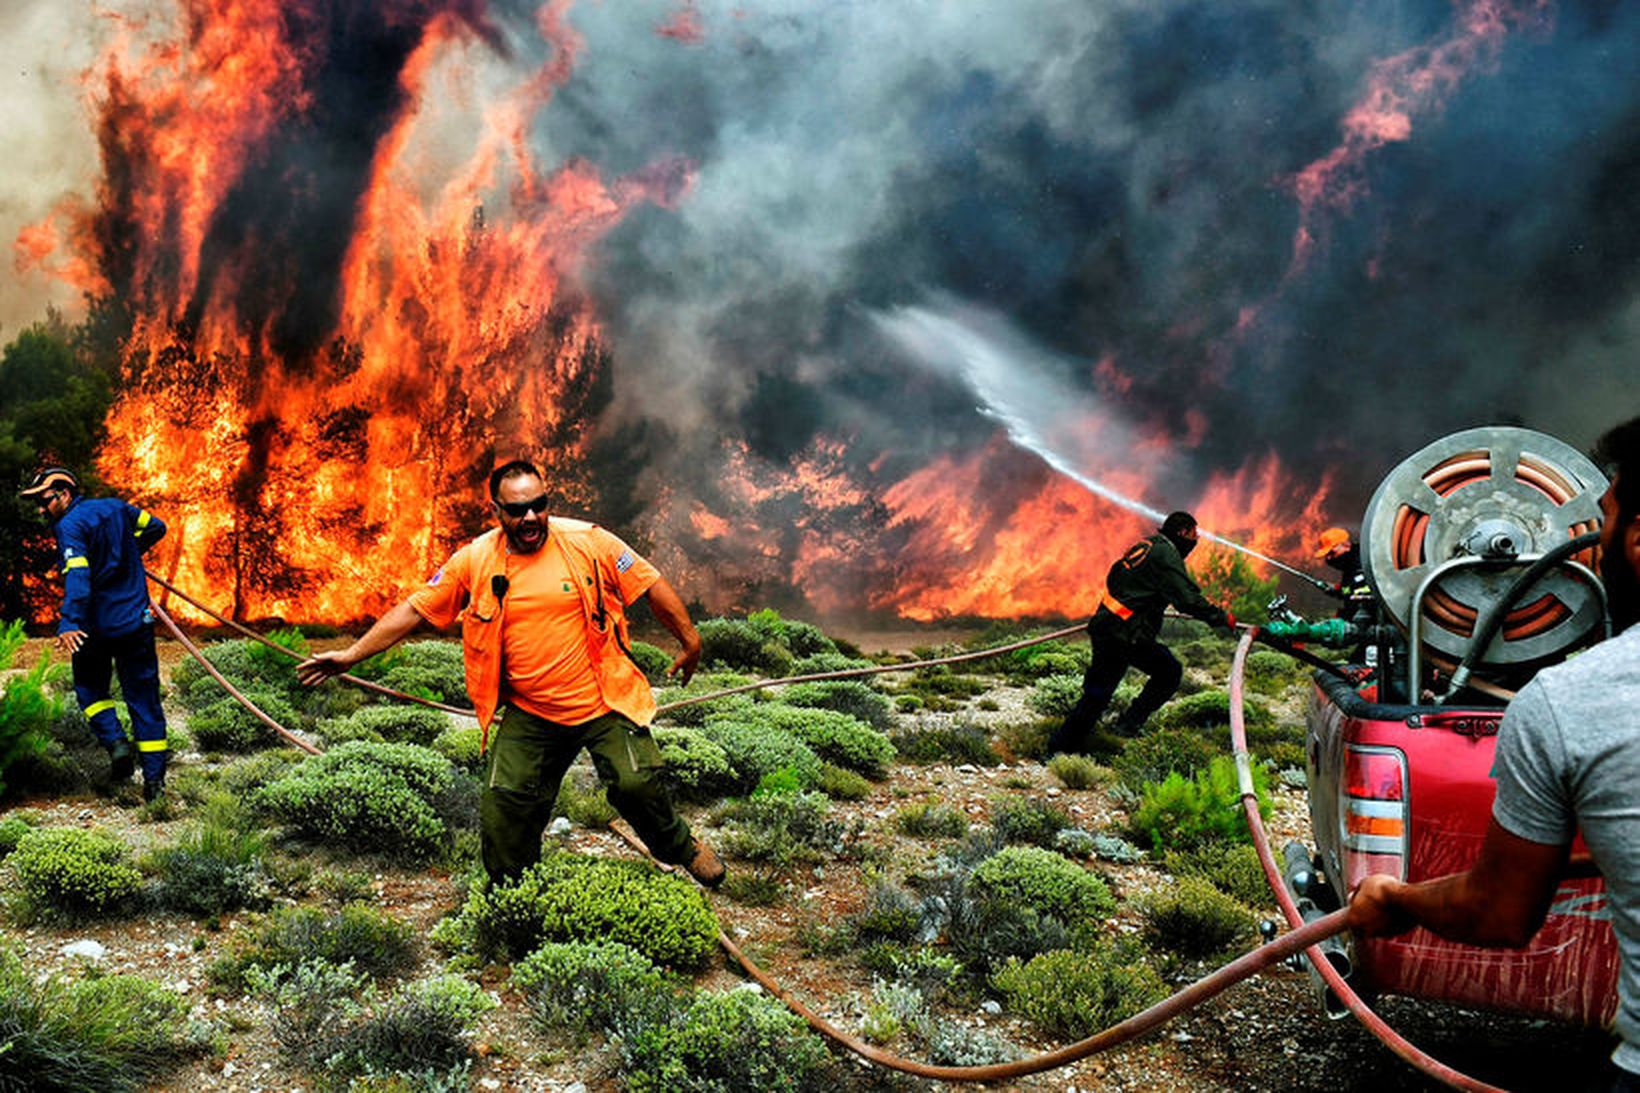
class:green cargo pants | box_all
[480,706,695,883]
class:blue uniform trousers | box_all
[72,626,168,781]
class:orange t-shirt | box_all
[409,526,659,726]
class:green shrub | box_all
[0,945,201,1092]
[628,640,674,683]
[1162,843,1274,908]
[698,618,795,675]
[1026,672,1084,717]
[10,827,141,917]
[996,718,1052,762]
[432,853,719,968]
[1245,649,1304,694]
[320,704,451,748]
[430,723,483,771]
[653,726,737,802]
[971,845,1115,926]
[696,719,821,793]
[187,689,303,752]
[992,945,1166,1038]
[721,870,786,906]
[553,769,617,827]
[512,940,679,1038]
[324,974,495,1082]
[894,802,970,839]
[889,723,1000,766]
[210,903,419,992]
[740,704,895,777]
[148,819,271,917]
[254,741,460,859]
[791,652,874,676]
[777,681,895,731]
[815,762,871,800]
[849,881,922,943]
[1000,640,1090,681]
[903,665,989,700]
[716,791,848,864]
[1129,755,1270,851]
[170,638,286,710]
[0,812,36,858]
[1113,728,1218,793]
[0,620,60,798]
[624,988,833,1093]
[217,748,304,797]
[1159,689,1271,731]
[243,958,367,1070]
[1193,549,1279,626]
[655,672,757,727]
[1139,876,1258,958]
[1174,638,1226,670]
[1047,753,1107,790]
[990,795,1071,848]
[352,640,468,704]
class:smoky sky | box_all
[518,0,1640,518]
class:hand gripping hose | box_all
[1229,627,1504,1092]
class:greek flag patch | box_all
[428,570,444,586]
[615,550,635,573]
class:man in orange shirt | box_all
[298,460,723,887]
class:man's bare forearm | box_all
[297,599,426,685]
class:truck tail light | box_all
[1341,744,1409,887]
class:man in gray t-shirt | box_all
[1349,415,1640,1090]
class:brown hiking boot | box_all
[684,840,726,888]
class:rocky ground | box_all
[0,633,1624,1092]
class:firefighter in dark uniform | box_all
[1048,511,1235,756]
[21,467,171,800]
[1316,526,1376,665]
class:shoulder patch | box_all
[615,549,635,573]
[428,569,444,586]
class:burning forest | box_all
[7,0,1637,625]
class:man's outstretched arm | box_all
[643,576,701,684]
[1348,816,1569,947]
[296,599,426,685]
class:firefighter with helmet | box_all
[20,467,171,801]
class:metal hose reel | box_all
[1359,426,1608,676]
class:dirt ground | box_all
[0,631,1626,1092]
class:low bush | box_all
[889,723,1000,766]
[697,618,796,676]
[628,640,674,683]
[777,680,896,732]
[992,944,1166,1038]
[996,718,1053,762]
[623,988,833,1093]
[9,827,141,918]
[653,726,738,802]
[1162,843,1274,908]
[431,723,483,771]
[187,690,303,753]
[990,795,1072,848]
[848,881,923,944]
[715,790,849,865]
[324,974,496,1083]
[243,958,367,1071]
[216,748,304,797]
[1244,649,1304,694]
[1139,875,1258,958]
[1112,728,1218,793]
[1129,755,1270,851]
[815,762,871,800]
[512,940,679,1038]
[1046,753,1107,790]
[0,812,36,858]
[696,719,822,793]
[903,665,989,700]
[553,769,617,827]
[741,704,895,778]
[894,802,971,840]
[1159,689,1272,731]
[791,652,875,676]
[254,741,462,859]
[148,819,271,917]
[351,640,468,705]
[0,945,203,1092]
[971,845,1115,927]
[209,902,420,992]
[1026,672,1084,717]
[319,704,451,748]
[431,853,719,968]
[654,672,757,727]
[171,636,301,711]
[721,870,786,906]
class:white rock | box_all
[562,1084,588,1093]
[222,1063,235,1078]
[547,817,573,837]
[61,940,106,961]
[981,1000,1002,1015]
[479,1081,501,1091]
[1045,787,1062,797]
[733,982,764,994]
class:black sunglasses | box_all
[497,494,549,518]
[32,488,60,509]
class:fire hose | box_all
[144,573,1494,1085]
[1227,627,1504,1092]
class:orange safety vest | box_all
[458,520,657,751]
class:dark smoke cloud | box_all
[527,0,1639,519]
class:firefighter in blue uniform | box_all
[21,467,170,800]
[1048,511,1235,756]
